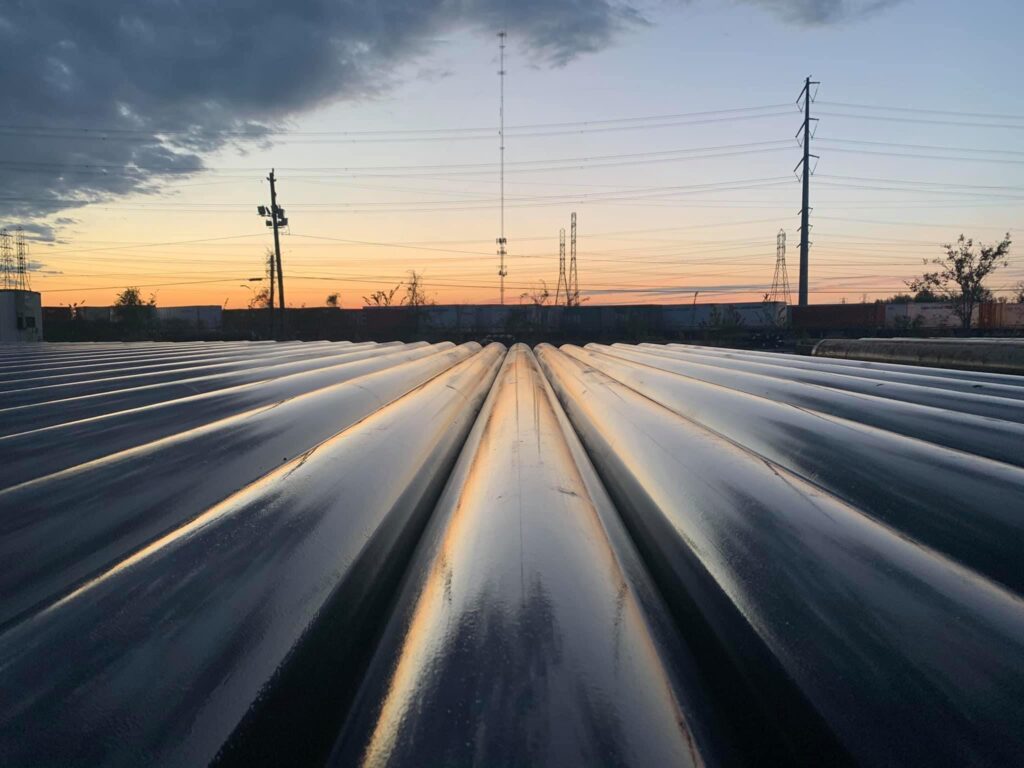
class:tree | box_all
[248,286,271,309]
[363,284,401,307]
[521,280,550,306]
[906,233,1012,329]
[882,289,940,304]
[325,292,340,308]
[1013,281,1024,304]
[403,270,434,307]
[113,287,157,337]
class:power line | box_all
[816,101,1024,122]
[816,111,1024,130]
[41,277,263,293]
[0,103,793,139]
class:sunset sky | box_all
[3,0,1022,309]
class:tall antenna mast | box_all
[496,30,508,305]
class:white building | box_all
[0,289,42,342]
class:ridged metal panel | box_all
[1,340,1022,767]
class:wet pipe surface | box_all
[0,340,1022,767]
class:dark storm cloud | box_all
[1,0,902,223]
[0,0,643,222]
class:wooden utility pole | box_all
[258,171,288,337]
[268,170,286,335]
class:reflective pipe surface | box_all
[0,341,356,408]
[0,342,319,387]
[537,343,1024,767]
[0,343,505,768]
[0,341,283,379]
[667,342,1024,387]
[644,344,1024,421]
[332,345,722,768]
[0,341,403,437]
[0,343,480,627]
[596,343,1024,468]
[0,341,277,368]
[563,344,1024,594]
[0,343,444,487]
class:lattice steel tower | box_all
[767,229,791,304]
[568,212,579,306]
[555,228,568,306]
[0,230,14,290]
[15,227,30,290]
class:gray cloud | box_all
[28,260,62,275]
[1,0,902,225]
[736,0,903,24]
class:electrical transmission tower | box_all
[15,227,30,290]
[496,31,508,304]
[0,230,14,290]
[568,212,579,306]
[767,229,791,304]
[795,75,819,306]
[555,228,568,306]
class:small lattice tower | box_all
[555,228,568,306]
[0,230,14,290]
[15,227,30,290]
[767,229,791,304]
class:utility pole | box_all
[267,246,276,338]
[555,228,568,306]
[795,76,819,306]
[496,31,508,305]
[258,170,288,337]
[568,212,578,306]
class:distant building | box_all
[0,289,42,342]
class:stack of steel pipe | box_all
[1,340,1022,766]
[813,337,1024,374]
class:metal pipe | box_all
[0,343,482,627]
[0,343,449,487]
[651,343,1024,401]
[0,343,504,767]
[0,342,356,407]
[647,345,1024,421]
[0,342,403,436]
[813,338,1024,375]
[536,343,1024,766]
[667,342,1024,387]
[597,343,1024,468]
[331,345,724,768]
[0,341,284,377]
[560,344,1024,594]
[0,340,278,367]
[0,344,333,389]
